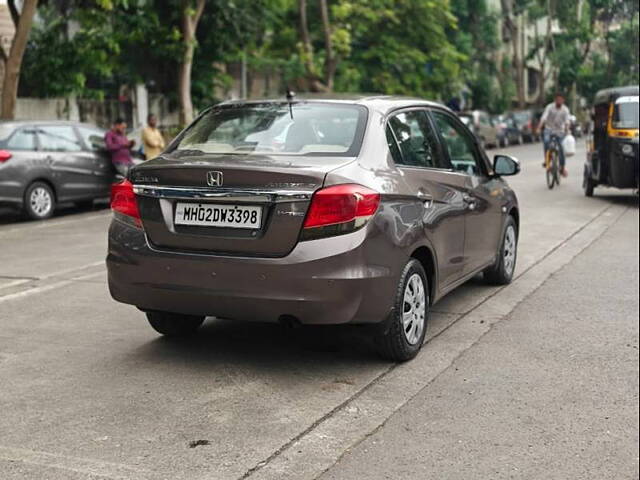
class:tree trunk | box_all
[298,0,328,92]
[501,0,525,108]
[1,0,38,120]
[178,0,206,126]
[319,0,336,90]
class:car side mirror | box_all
[493,154,520,176]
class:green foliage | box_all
[329,0,464,98]
[449,0,503,111]
[17,0,640,112]
[20,5,121,99]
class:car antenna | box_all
[286,87,295,119]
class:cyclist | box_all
[537,92,571,177]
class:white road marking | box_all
[0,260,105,292]
[0,211,110,237]
[0,445,150,480]
[0,270,105,304]
[0,278,32,290]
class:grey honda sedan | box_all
[107,96,520,361]
[0,121,115,219]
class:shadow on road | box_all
[128,318,388,371]
[592,192,639,208]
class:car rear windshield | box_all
[513,111,530,123]
[0,124,16,142]
[175,102,368,157]
[613,98,639,129]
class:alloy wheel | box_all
[30,187,53,218]
[503,225,517,277]
[402,273,426,345]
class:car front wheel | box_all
[146,311,205,336]
[484,216,518,285]
[583,167,595,197]
[377,259,429,362]
[24,181,55,220]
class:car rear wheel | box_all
[146,311,205,336]
[484,216,518,285]
[376,259,429,362]
[24,181,55,220]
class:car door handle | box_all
[462,194,477,210]
[45,155,54,165]
[417,190,433,208]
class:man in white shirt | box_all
[537,92,571,177]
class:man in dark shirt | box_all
[105,118,135,176]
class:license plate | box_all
[174,203,262,229]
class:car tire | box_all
[376,259,429,362]
[146,311,205,336]
[484,216,518,285]
[583,167,595,197]
[24,181,56,220]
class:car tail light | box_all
[111,179,141,227]
[0,150,12,163]
[302,184,380,240]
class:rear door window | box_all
[37,126,83,152]
[387,110,446,169]
[77,126,106,151]
[7,128,37,150]
[431,110,486,176]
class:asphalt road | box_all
[0,140,638,480]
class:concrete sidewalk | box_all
[320,209,639,480]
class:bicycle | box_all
[544,133,562,189]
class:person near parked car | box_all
[105,118,135,176]
[142,114,165,160]
[537,92,571,177]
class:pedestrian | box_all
[142,114,166,160]
[105,118,135,176]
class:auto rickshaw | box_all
[584,85,639,196]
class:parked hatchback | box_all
[508,110,541,143]
[107,97,520,361]
[0,121,115,219]
[492,114,522,146]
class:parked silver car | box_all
[0,121,116,219]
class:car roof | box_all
[216,94,449,116]
[0,120,104,130]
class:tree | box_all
[331,0,463,98]
[527,0,556,106]
[178,0,206,125]
[500,0,532,108]
[449,0,504,111]
[297,0,342,92]
[553,0,639,106]
[1,0,39,119]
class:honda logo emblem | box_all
[206,171,223,187]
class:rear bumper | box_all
[107,219,398,325]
